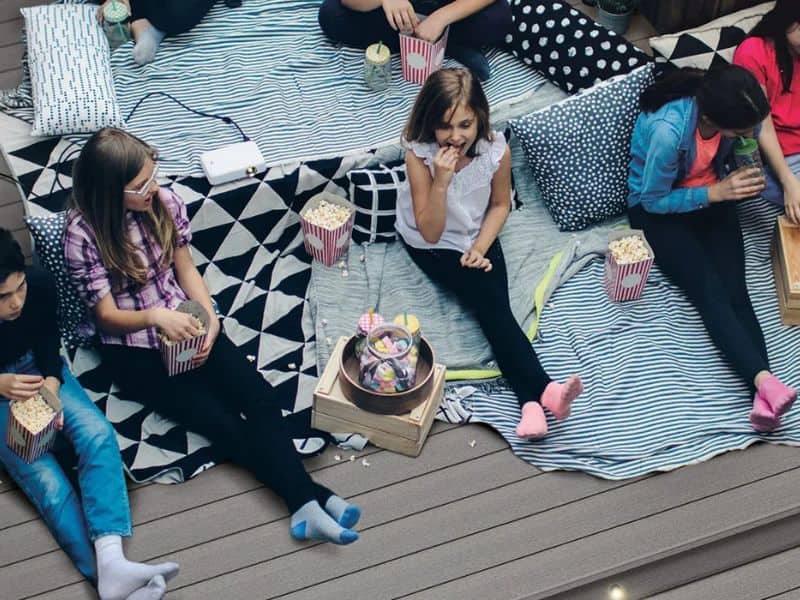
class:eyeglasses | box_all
[124,163,159,196]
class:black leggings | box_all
[628,202,769,388]
[131,0,217,36]
[100,332,332,513]
[318,0,512,52]
[404,239,551,407]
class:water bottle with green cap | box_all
[102,0,132,50]
[733,136,765,176]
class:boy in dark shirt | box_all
[0,229,178,600]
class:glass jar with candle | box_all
[364,42,391,92]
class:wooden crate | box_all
[771,221,800,326]
[312,336,445,457]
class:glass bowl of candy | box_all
[339,327,436,415]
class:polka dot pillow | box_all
[25,212,95,349]
[509,64,655,231]
[505,1,651,94]
[22,4,124,136]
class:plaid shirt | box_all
[64,187,192,349]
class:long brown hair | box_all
[403,68,492,158]
[748,0,800,94]
[69,128,177,289]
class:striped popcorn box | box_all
[299,192,356,267]
[399,21,449,85]
[604,229,654,302]
[159,300,210,377]
[6,386,63,463]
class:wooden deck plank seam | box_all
[764,585,800,600]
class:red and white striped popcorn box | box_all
[399,22,449,85]
[159,300,210,377]
[299,192,356,267]
[604,229,654,302]
[6,386,62,463]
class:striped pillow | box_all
[22,4,124,136]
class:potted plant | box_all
[596,0,639,35]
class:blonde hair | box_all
[69,128,177,289]
[403,68,492,157]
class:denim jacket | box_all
[627,97,736,214]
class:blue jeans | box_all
[763,152,800,206]
[0,356,132,582]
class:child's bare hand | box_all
[460,247,492,272]
[433,146,459,186]
[154,308,203,342]
[708,167,765,202]
[381,0,418,32]
[414,14,446,42]
[0,374,43,403]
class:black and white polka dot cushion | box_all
[25,212,95,349]
[505,1,651,94]
[509,64,655,231]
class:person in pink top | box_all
[734,0,800,223]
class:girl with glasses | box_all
[64,128,362,549]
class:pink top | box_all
[678,129,721,189]
[734,36,800,156]
[64,187,191,349]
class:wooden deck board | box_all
[649,546,800,600]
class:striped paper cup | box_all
[159,300,210,377]
[604,229,654,302]
[6,386,63,463]
[299,192,356,267]
[399,21,449,85]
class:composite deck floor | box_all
[2,421,800,600]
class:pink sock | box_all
[758,374,797,418]
[749,391,780,433]
[540,375,584,420]
[515,401,548,440]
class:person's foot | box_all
[540,375,583,420]
[324,495,361,529]
[290,500,359,545]
[446,44,491,82]
[95,536,179,600]
[131,18,166,65]
[125,576,166,600]
[749,391,781,432]
[515,401,548,439]
[757,373,797,418]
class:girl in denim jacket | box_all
[627,66,796,432]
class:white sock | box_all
[132,24,166,65]
[290,500,358,545]
[95,536,179,600]
[125,576,166,600]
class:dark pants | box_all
[100,332,332,513]
[318,0,512,52]
[131,0,217,36]
[404,240,551,407]
[628,202,769,387]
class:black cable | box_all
[125,91,249,142]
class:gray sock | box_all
[324,495,361,529]
[126,576,166,600]
[132,24,166,65]
[290,500,358,545]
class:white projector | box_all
[200,141,266,185]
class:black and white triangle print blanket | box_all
[11,134,384,482]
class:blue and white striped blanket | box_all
[108,0,544,176]
[462,199,800,479]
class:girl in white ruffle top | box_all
[396,68,584,439]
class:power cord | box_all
[125,91,249,143]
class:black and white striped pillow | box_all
[348,161,407,245]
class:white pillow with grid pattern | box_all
[22,4,124,136]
